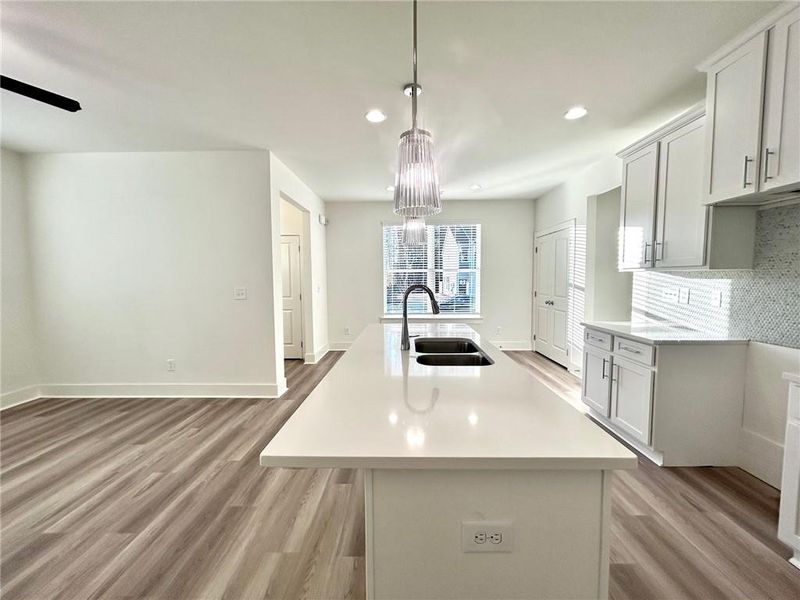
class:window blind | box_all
[383,223,481,315]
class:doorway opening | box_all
[533,220,575,370]
[280,199,307,364]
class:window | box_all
[383,223,481,315]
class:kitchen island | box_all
[261,323,636,599]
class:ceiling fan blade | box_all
[1,75,81,112]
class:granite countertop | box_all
[581,320,750,345]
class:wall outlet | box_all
[462,521,513,553]
[166,359,176,372]
[496,326,502,336]
[678,287,690,305]
[233,287,247,300]
[663,289,679,303]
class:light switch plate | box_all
[233,287,247,300]
[678,287,690,305]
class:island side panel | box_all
[368,468,610,600]
[364,469,375,600]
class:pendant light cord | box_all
[412,0,418,130]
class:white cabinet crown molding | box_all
[616,102,706,159]
[696,1,800,72]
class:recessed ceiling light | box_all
[365,109,387,123]
[564,106,588,120]
[386,185,395,192]
[469,183,482,191]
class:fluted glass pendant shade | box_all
[402,216,427,245]
[393,128,441,218]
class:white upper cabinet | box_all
[619,142,659,269]
[655,115,707,268]
[700,4,800,203]
[703,34,767,203]
[618,106,714,271]
[762,8,800,192]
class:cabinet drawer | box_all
[614,336,655,366]
[585,329,613,351]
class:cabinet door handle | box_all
[655,241,664,262]
[764,148,776,181]
[619,344,641,354]
[742,155,753,187]
[611,364,619,383]
[601,358,608,379]
[643,242,652,265]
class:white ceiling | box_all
[0,1,779,201]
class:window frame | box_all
[381,222,482,317]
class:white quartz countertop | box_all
[260,324,637,471]
[581,320,750,345]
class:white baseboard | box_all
[0,385,42,410]
[304,344,329,364]
[738,427,784,489]
[490,340,532,351]
[329,341,352,351]
[36,382,286,399]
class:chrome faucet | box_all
[401,284,440,351]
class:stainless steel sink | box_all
[416,353,494,367]
[413,337,481,354]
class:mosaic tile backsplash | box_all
[632,203,800,349]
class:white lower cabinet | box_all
[778,376,800,569]
[610,356,654,445]
[581,326,748,466]
[581,345,612,417]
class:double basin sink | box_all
[413,337,494,367]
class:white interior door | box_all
[281,235,303,360]
[534,226,571,367]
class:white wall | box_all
[739,342,800,488]
[22,151,281,397]
[585,187,632,322]
[326,199,535,349]
[1,149,41,407]
[533,156,621,371]
[534,155,620,232]
[270,153,329,366]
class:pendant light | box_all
[402,216,427,245]
[394,0,441,220]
